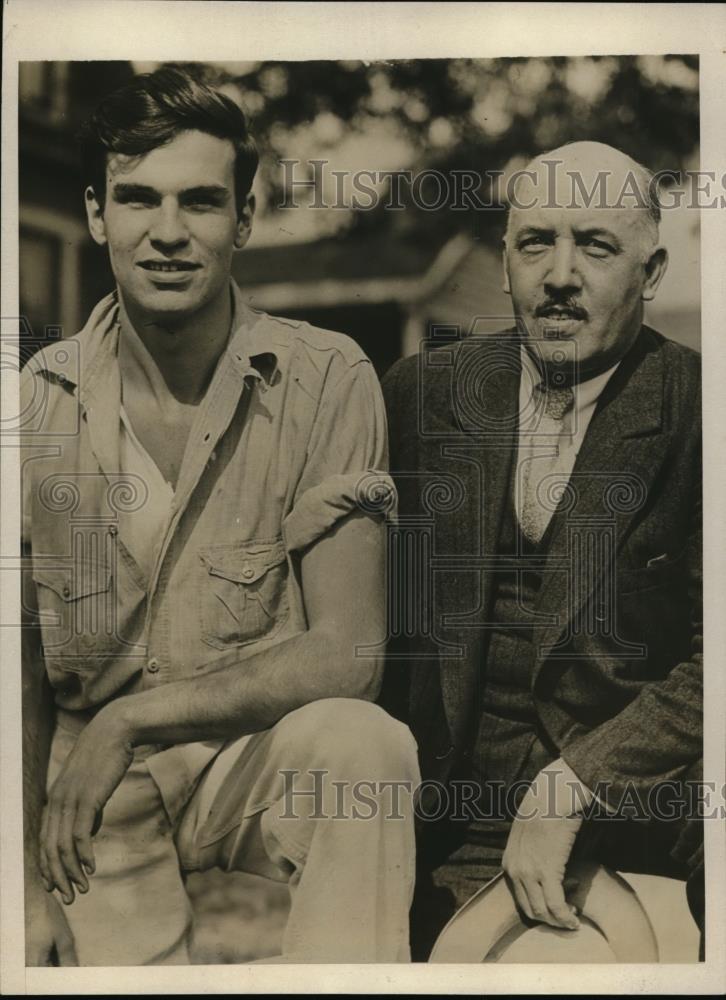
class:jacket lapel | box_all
[533,328,669,667]
[432,336,522,747]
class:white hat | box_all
[429,862,659,963]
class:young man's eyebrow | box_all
[111,183,159,201]
[179,185,231,201]
[110,183,231,202]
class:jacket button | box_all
[147,657,160,673]
[241,565,254,580]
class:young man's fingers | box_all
[38,814,53,892]
[46,828,75,906]
[72,804,97,877]
[43,805,75,906]
[57,804,89,894]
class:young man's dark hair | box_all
[78,63,259,217]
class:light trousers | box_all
[46,698,420,965]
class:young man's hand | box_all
[25,877,77,965]
[39,707,134,905]
[502,757,592,930]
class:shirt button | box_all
[147,657,160,673]
[241,565,255,580]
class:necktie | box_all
[519,384,575,544]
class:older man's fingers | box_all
[508,874,535,922]
[521,878,551,925]
[541,875,579,930]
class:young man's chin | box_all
[127,289,218,328]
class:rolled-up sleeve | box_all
[283,357,397,553]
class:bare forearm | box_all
[110,627,382,749]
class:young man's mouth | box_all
[137,260,202,284]
[138,260,201,273]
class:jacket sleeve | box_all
[561,444,703,816]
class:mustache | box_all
[535,299,589,320]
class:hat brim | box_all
[429,862,659,963]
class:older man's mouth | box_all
[536,304,588,320]
[535,304,588,337]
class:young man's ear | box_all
[642,245,668,302]
[234,193,256,250]
[85,186,107,246]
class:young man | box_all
[382,142,703,958]
[21,65,419,966]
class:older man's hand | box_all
[39,706,134,905]
[502,757,594,930]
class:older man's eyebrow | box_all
[511,225,555,242]
[574,227,624,250]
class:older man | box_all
[21,65,419,966]
[382,141,703,958]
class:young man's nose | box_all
[148,201,190,249]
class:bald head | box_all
[506,141,661,258]
[501,140,669,377]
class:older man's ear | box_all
[642,246,668,302]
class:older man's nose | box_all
[545,239,582,290]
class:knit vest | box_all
[469,469,556,826]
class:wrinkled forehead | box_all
[511,152,651,211]
[507,201,651,246]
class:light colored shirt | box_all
[515,345,620,535]
[516,345,620,812]
[118,404,174,584]
[22,281,395,818]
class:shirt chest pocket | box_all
[32,561,113,669]
[199,538,290,650]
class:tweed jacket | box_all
[381,326,702,815]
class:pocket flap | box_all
[200,539,286,585]
[33,561,111,601]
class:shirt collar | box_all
[31,280,281,395]
[226,280,280,388]
[520,343,619,415]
